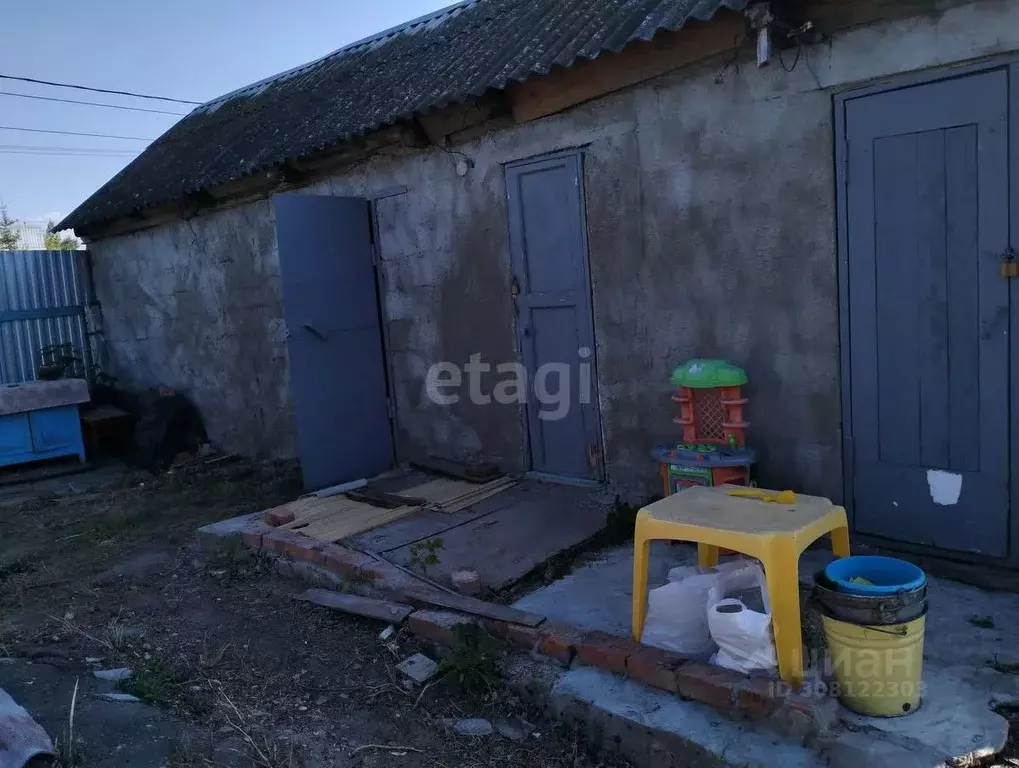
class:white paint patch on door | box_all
[926,469,962,506]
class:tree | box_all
[44,222,81,250]
[0,203,19,250]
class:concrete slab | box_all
[0,658,178,768]
[514,541,698,635]
[353,479,613,590]
[840,666,1008,763]
[551,665,827,768]
[516,543,1015,764]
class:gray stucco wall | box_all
[91,201,295,458]
[89,0,1019,497]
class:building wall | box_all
[91,201,295,458]
[89,0,1019,496]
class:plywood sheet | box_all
[400,476,516,512]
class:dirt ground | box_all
[0,460,629,768]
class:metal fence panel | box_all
[0,250,95,385]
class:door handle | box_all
[301,323,327,341]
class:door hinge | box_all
[842,139,849,187]
[386,396,396,421]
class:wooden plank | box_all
[442,479,517,513]
[402,588,545,627]
[400,476,515,512]
[411,456,503,483]
[278,497,366,530]
[295,588,413,623]
[298,505,420,542]
[400,478,476,504]
[347,487,424,508]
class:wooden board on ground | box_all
[266,491,423,542]
[295,588,413,623]
[399,476,516,513]
[402,588,545,627]
[292,503,419,542]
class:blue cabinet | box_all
[0,413,33,460]
[0,404,86,468]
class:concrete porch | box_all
[513,542,1017,766]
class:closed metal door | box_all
[274,194,394,490]
[506,152,601,480]
[843,70,1010,556]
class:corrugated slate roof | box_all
[60,0,746,233]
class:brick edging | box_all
[212,514,834,741]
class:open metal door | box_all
[274,194,394,489]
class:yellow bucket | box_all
[820,613,925,717]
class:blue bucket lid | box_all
[824,556,926,596]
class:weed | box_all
[970,615,996,629]
[409,537,444,574]
[53,677,80,768]
[438,623,504,694]
[121,662,187,706]
[602,495,639,545]
[0,554,33,582]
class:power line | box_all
[0,74,202,106]
[0,90,188,116]
[0,143,139,157]
[0,125,152,141]
[0,151,137,158]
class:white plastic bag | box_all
[706,563,778,674]
[641,561,744,658]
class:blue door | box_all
[506,152,602,480]
[274,194,394,490]
[843,71,1010,556]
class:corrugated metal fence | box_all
[0,250,96,385]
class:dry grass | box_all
[0,461,631,768]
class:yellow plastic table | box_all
[631,485,850,688]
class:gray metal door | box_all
[274,194,394,490]
[506,152,601,480]
[844,71,1010,556]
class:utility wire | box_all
[0,151,138,157]
[0,90,188,116]
[0,74,202,105]
[0,125,152,141]
[0,143,139,156]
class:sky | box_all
[1,0,452,225]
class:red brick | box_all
[263,529,301,555]
[626,645,685,693]
[320,545,376,577]
[537,621,584,665]
[505,623,542,651]
[576,630,638,674]
[482,620,510,639]
[240,529,264,552]
[675,661,742,710]
[735,676,782,718]
[264,508,296,527]
[407,609,476,647]
[264,530,326,564]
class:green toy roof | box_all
[670,359,747,388]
